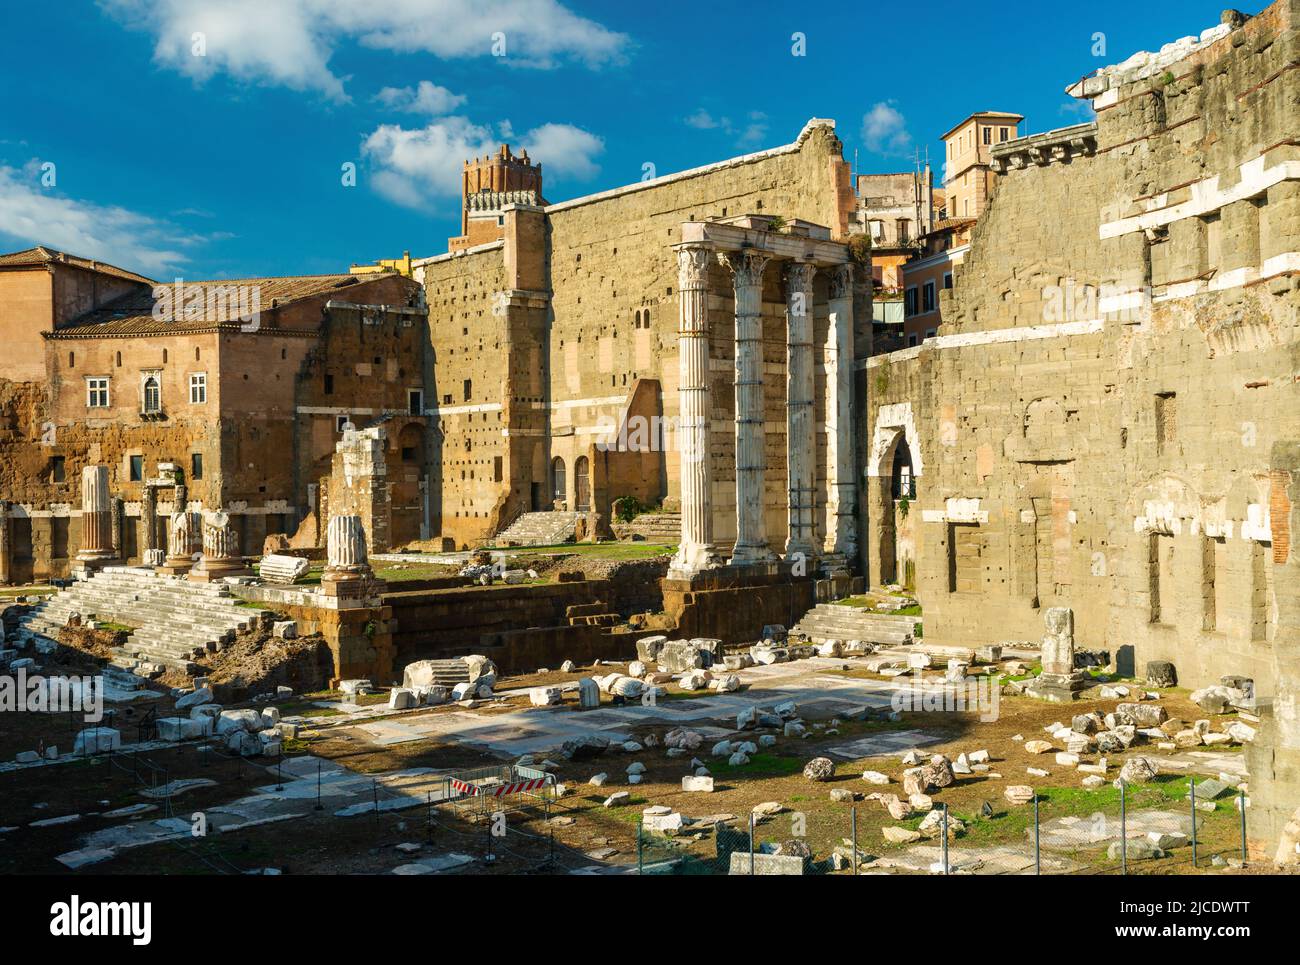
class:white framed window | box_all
[141,372,161,414]
[922,280,936,313]
[86,377,110,408]
[904,286,918,317]
[943,272,953,290]
[189,372,207,404]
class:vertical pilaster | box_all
[784,261,818,561]
[669,243,721,579]
[825,263,857,561]
[721,249,774,565]
[0,501,11,586]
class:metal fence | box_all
[636,776,1250,875]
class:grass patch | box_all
[481,542,676,561]
[710,753,805,778]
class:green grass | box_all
[710,752,805,778]
[0,585,55,599]
[481,542,676,561]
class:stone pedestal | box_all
[189,510,253,582]
[669,243,723,579]
[158,510,202,575]
[321,514,379,599]
[74,465,116,577]
[1027,606,1088,701]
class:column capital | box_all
[784,260,818,290]
[675,243,713,291]
[718,249,772,286]
[827,263,854,299]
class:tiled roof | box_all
[0,246,156,285]
[46,273,372,338]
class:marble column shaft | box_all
[669,243,719,578]
[825,264,857,557]
[77,465,114,561]
[784,262,817,559]
[722,250,774,564]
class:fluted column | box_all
[140,484,161,565]
[159,510,202,573]
[784,261,818,561]
[824,263,857,561]
[76,465,115,566]
[322,513,378,598]
[189,509,251,582]
[668,243,721,579]
[721,249,774,565]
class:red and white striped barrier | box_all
[451,776,548,797]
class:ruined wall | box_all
[419,121,856,548]
[865,4,1298,696]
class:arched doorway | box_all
[551,457,566,509]
[574,456,590,512]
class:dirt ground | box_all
[0,646,1268,875]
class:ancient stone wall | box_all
[865,4,1298,696]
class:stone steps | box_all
[613,512,681,543]
[789,603,918,646]
[493,511,579,546]
[14,566,272,676]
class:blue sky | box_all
[0,0,1240,280]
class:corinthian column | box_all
[668,243,722,580]
[784,261,818,561]
[75,465,116,575]
[824,263,857,562]
[720,249,774,565]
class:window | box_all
[904,286,918,317]
[943,272,953,290]
[922,281,936,313]
[50,456,65,483]
[982,126,991,145]
[336,415,351,433]
[86,377,110,408]
[463,378,472,401]
[408,389,423,415]
[907,334,919,347]
[323,373,334,395]
[129,455,144,481]
[1000,127,1009,142]
[142,375,161,414]
[189,372,207,404]
[191,452,203,480]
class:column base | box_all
[668,542,724,581]
[189,558,254,583]
[728,544,776,567]
[157,557,196,576]
[1025,671,1090,702]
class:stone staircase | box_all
[614,511,681,543]
[13,566,273,675]
[493,511,579,547]
[789,603,918,648]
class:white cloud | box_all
[361,115,603,209]
[683,109,769,148]
[101,0,630,99]
[518,123,604,180]
[861,101,913,157]
[1060,99,1096,122]
[374,81,466,116]
[0,162,198,277]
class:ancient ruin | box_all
[0,0,1296,894]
